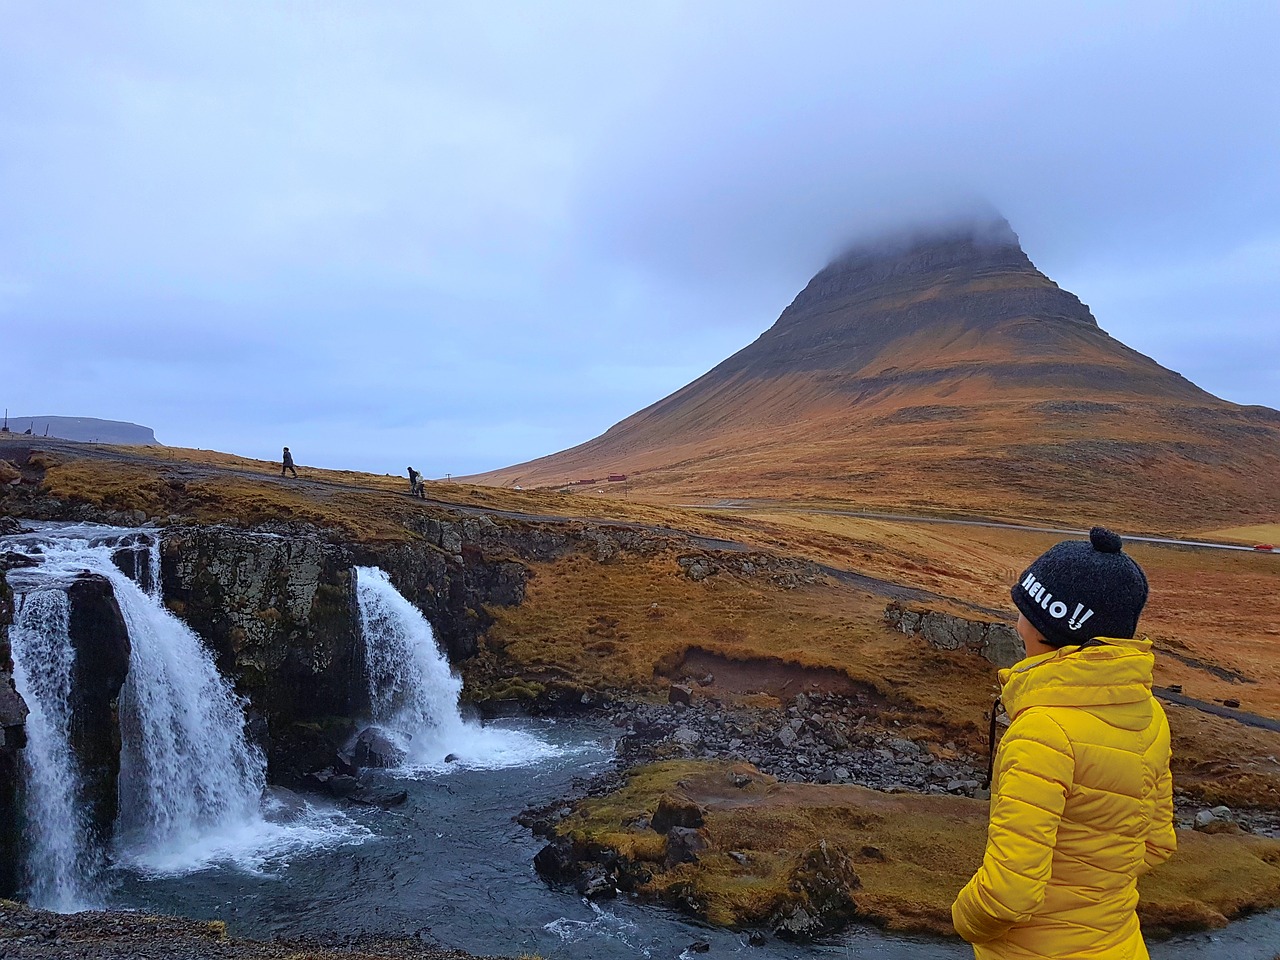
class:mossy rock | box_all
[551,759,1280,940]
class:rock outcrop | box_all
[0,562,25,898]
[160,526,367,780]
[65,574,131,843]
[156,517,575,778]
[884,601,1024,668]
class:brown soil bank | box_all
[0,900,509,960]
[539,760,1280,941]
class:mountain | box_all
[470,219,1280,528]
[1,416,159,445]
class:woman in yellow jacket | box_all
[953,526,1176,959]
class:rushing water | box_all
[8,588,98,911]
[109,716,1280,960]
[3,523,366,905]
[4,523,1280,956]
[355,564,556,770]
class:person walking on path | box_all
[407,466,424,498]
[952,526,1175,959]
[281,446,297,478]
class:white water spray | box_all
[147,534,162,601]
[354,566,558,770]
[3,524,367,896]
[110,561,268,871]
[8,589,98,911]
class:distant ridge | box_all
[468,217,1280,528]
[1,415,159,445]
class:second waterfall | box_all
[354,566,556,770]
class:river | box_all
[108,717,1280,960]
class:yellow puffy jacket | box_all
[952,637,1176,959]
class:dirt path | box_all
[694,500,1280,555]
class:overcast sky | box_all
[3,1,1278,476]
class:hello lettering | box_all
[1020,573,1095,631]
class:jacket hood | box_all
[999,637,1155,731]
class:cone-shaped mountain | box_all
[473,219,1280,528]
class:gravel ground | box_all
[556,691,1280,838]
[0,901,509,960]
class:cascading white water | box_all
[109,559,268,871]
[147,534,162,601]
[354,565,558,770]
[3,523,367,896]
[8,589,99,911]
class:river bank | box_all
[520,694,1280,941]
[0,900,504,960]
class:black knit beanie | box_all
[1011,526,1149,648]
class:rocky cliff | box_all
[0,555,25,896]
[65,575,131,844]
[3,416,159,446]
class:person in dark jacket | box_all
[281,447,297,478]
[407,466,424,498]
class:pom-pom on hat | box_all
[1012,526,1149,648]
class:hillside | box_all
[469,219,1280,531]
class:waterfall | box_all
[356,566,465,740]
[147,534,162,601]
[8,589,98,911]
[354,565,557,770]
[109,561,267,871]
[3,523,366,900]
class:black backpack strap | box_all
[983,696,1003,790]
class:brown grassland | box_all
[10,435,1280,806]
[5,436,1280,939]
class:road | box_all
[690,501,1277,555]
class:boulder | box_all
[665,827,708,867]
[769,840,860,942]
[351,727,406,769]
[672,726,702,747]
[576,865,618,899]
[533,834,582,883]
[668,683,694,706]
[652,795,706,832]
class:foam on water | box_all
[8,588,100,911]
[3,524,369,893]
[545,902,654,958]
[354,565,561,771]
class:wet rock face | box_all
[160,526,366,780]
[111,538,158,596]
[157,520,541,779]
[0,565,24,898]
[884,601,1025,668]
[66,574,131,844]
[380,514,548,662]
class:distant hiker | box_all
[952,526,1173,959]
[407,466,425,499]
[281,446,297,478]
